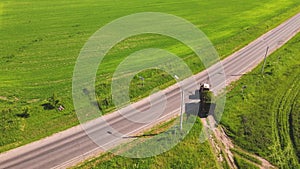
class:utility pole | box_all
[241,85,247,95]
[261,46,269,75]
[138,76,144,87]
[180,89,184,131]
[174,75,184,131]
[241,85,247,99]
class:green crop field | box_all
[221,33,300,168]
[233,155,260,169]
[1,0,300,154]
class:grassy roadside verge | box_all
[73,118,220,169]
[1,0,300,153]
[221,33,300,168]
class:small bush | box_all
[16,107,30,118]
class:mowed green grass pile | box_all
[1,0,300,153]
[221,33,300,168]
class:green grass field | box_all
[221,33,300,168]
[1,0,300,153]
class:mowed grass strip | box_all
[1,0,300,153]
[221,33,300,168]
